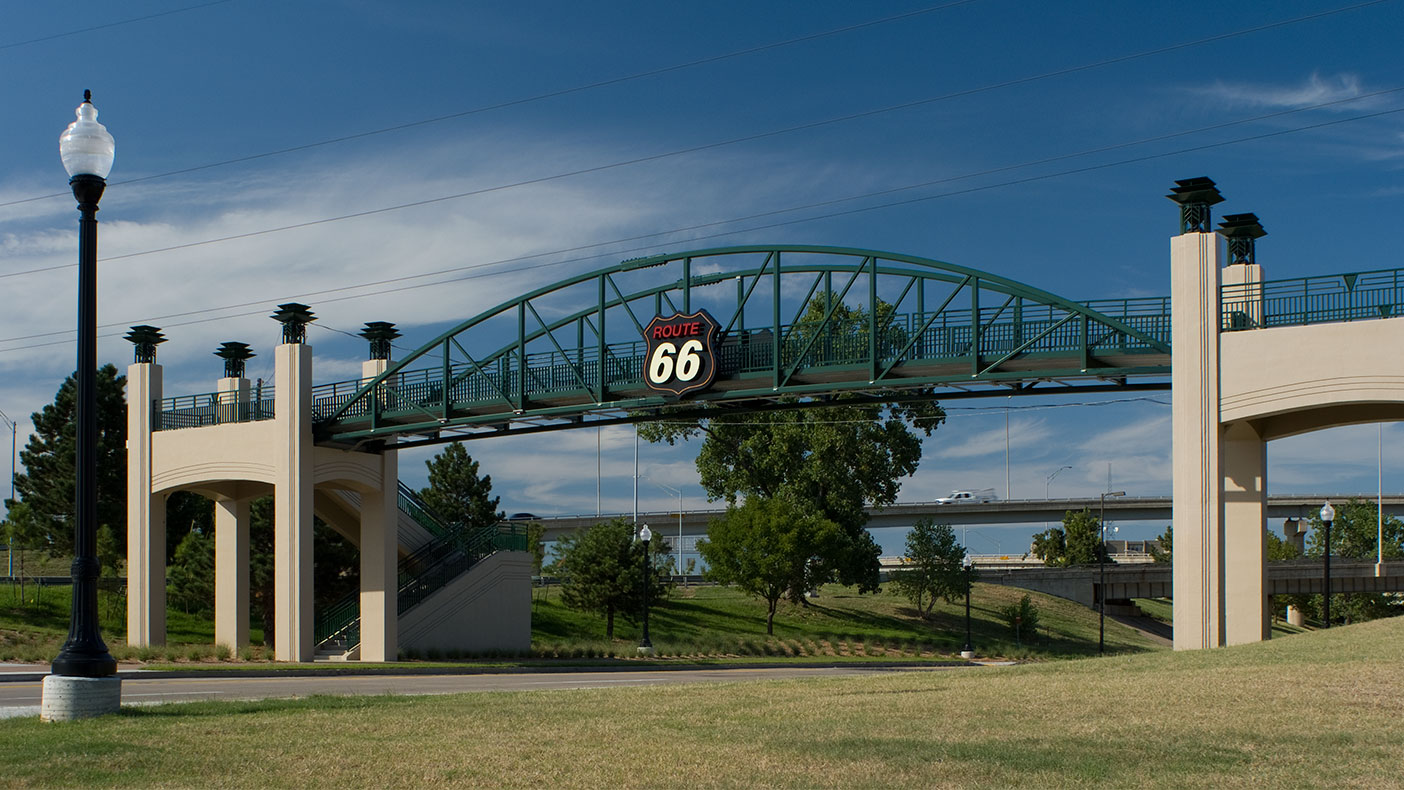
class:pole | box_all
[677,489,683,577]
[1379,423,1384,571]
[51,173,116,678]
[639,529,653,651]
[0,408,15,577]
[596,426,601,517]
[1099,496,1106,655]
[632,426,638,526]
[1323,515,1332,628]
[1005,408,1010,500]
[962,562,973,657]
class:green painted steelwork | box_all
[156,384,275,431]
[1221,266,1404,331]
[306,245,1174,448]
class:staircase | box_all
[313,487,529,657]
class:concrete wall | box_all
[399,551,533,655]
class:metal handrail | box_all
[1222,266,1404,332]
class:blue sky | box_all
[2,1,1403,552]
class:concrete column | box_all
[1171,230,1225,650]
[358,358,398,662]
[217,376,250,423]
[126,361,166,646]
[1221,263,1264,328]
[214,496,251,651]
[1222,420,1269,644]
[273,343,314,661]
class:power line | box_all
[0,0,984,210]
[0,0,1385,221]
[0,0,236,52]
[2,101,1401,354]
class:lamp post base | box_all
[960,650,976,660]
[40,675,121,721]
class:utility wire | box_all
[0,0,236,52]
[1,100,1401,354]
[0,0,1384,218]
[0,0,983,210]
[5,77,1399,286]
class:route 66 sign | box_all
[643,310,720,396]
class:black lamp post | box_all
[961,557,974,659]
[51,91,117,679]
[638,523,653,653]
[1321,501,1334,629]
[1098,490,1125,655]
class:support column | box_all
[1171,229,1226,650]
[126,360,166,646]
[214,497,250,652]
[273,342,314,661]
[358,357,398,662]
[1222,420,1268,645]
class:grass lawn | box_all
[2,579,1163,664]
[531,581,1163,659]
[0,616,1398,788]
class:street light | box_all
[643,476,684,576]
[1045,465,1072,500]
[638,523,654,654]
[1321,500,1334,629]
[1098,490,1125,655]
[0,407,16,577]
[43,91,119,720]
[960,556,975,659]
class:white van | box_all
[935,488,997,505]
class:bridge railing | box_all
[155,387,276,432]
[1223,267,1404,332]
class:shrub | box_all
[998,595,1042,646]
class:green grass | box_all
[0,616,1399,787]
[530,581,1162,660]
[0,582,264,662]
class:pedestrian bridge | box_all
[126,178,1404,659]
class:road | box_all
[0,664,975,718]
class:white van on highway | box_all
[935,488,998,505]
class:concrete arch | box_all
[1171,223,1404,650]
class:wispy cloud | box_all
[1197,72,1374,112]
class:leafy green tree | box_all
[889,519,968,615]
[700,497,843,634]
[1032,510,1106,567]
[640,292,944,595]
[999,594,1041,646]
[1265,527,1299,561]
[8,365,126,556]
[419,442,502,529]
[1299,498,1404,624]
[554,518,673,638]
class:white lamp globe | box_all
[1320,501,1335,522]
[639,524,652,542]
[59,91,115,179]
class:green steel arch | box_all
[313,245,1171,449]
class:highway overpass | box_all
[532,494,1404,541]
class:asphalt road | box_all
[0,664,969,718]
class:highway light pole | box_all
[1321,501,1334,628]
[43,91,120,721]
[1098,490,1125,655]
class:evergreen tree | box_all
[554,518,672,638]
[8,365,127,556]
[419,443,502,529]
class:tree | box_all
[167,529,215,614]
[419,442,502,529]
[639,292,944,595]
[8,365,126,557]
[700,497,843,634]
[889,519,968,615]
[1149,525,1172,563]
[1031,510,1107,567]
[999,594,1041,646]
[554,518,673,638]
[1300,498,1404,625]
